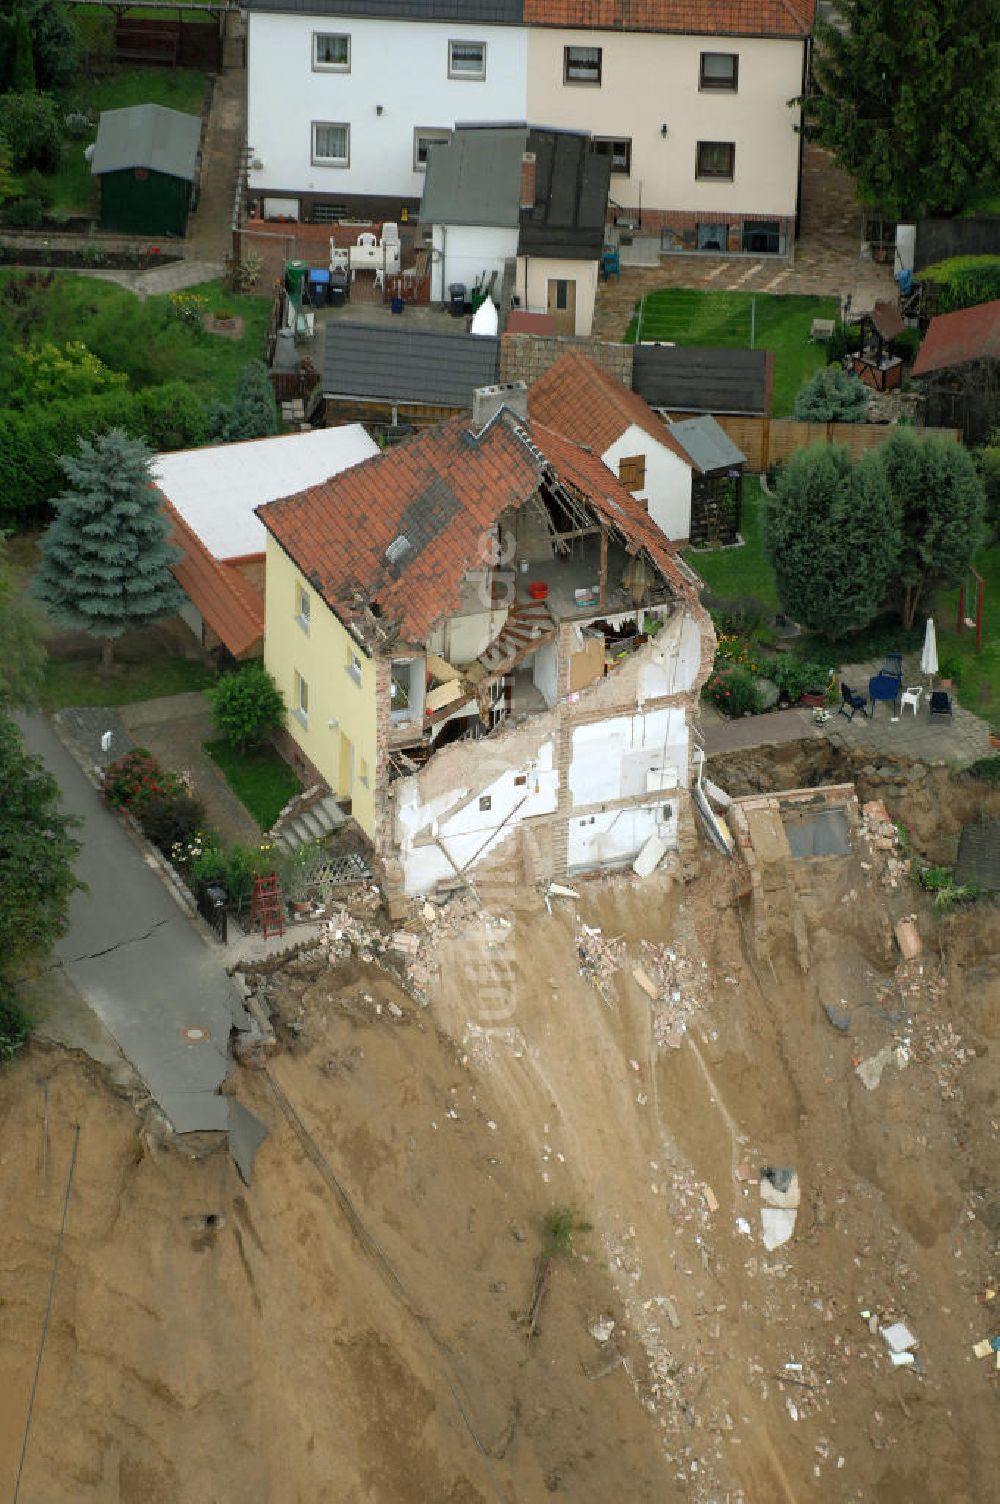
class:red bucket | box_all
[528,581,549,601]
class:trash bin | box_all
[330,269,348,307]
[307,267,331,307]
[449,282,467,317]
[284,258,308,300]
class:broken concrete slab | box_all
[760,1167,800,1209]
[855,1045,893,1091]
[761,1206,797,1250]
[633,831,670,878]
[894,918,922,960]
[228,1099,269,1185]
[632,965,660,1000]
[881,1321,918,1355]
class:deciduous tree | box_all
[764,444,900,636]
[805,0,1000,218]
[32,428,184,668]
[880,429,985,627]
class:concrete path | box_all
[702,705,820,756]
[18,714,252,1134]
[56,259,225,300]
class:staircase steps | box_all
[274,794,346,854]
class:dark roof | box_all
[322,323,500,407]
[421,126,526,227]
[911,299,1000,378]
[246,0,522,17]
[91,104,200,180]
[632,344,773,416]
[256,412,694,646]
[524,0,813,34]
[420,125,610,260]
[870,300,905,342]
[954,820,1000,892]
[519,128,611,260]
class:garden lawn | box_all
[40,656,215,711]
[204,739,302,830]
[0,274,272,401]
[684,479,778,609]
[15,69,210,220]
[625,289,838,416]
[936,540,1000,725]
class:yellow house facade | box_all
[263,535,379,838]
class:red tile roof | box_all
[523,0,813,36]
[165,503,264,659]
[257,412,694,646]
[506,310,557,335]
[528,351,692,464]
[911,299,1000,378]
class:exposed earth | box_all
[2,748,999,1503]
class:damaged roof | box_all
[165,503,265,659]
[322,323,501,408]
[257,412,694,646]
[528,350,692,461]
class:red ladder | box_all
[250,872,285,939]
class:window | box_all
[696,141,735,180]
[414,128,451,170]
[295,584,310,633]
[699,51,738,90]
[448,40,486,79]
[592,136,631,174]
[564,45,601,84]
[553,279,569,310]
[618,455,646,492]
[742,219,781,254]
[313,32,350,71]
[346,651,362,685]
[479,795,492,811]
[696,222,728,250]
[293,671,309,727]
[359,757,370,788]
[312,122,350,167]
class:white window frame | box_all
[448,39,486,80]
[293,671,309,727]
[414,127,451,171]
[312,122,350,168]
[312,32,350,72]
[295,584,310,633]
[564,45,602,85]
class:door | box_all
[547,277,576,335]
[338,733,355,804]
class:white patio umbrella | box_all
[920,616,938,689]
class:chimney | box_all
[472,381,529,429]
[519,151,536,210]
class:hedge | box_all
[0,383,207,523]
[920,256,1000,315]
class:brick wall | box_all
[500,333,633,389]
[612,209,794,255]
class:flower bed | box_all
[0,242,181,272]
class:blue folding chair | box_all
[882,652,903,683]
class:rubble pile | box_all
[635,940,711,1050]
[577,924,627,1003]
[860,799,912,888]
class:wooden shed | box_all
[91,104,200,236]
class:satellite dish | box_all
[470,297,498,337]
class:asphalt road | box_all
[18,714,251,1133]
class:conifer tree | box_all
[33,429,184,668]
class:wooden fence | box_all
[710,415,961,472]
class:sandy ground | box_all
[2,758,999,1502]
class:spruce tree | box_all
[806,0,1000,219]
[207,359,278,442]
[33,429,184,668]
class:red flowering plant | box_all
[102,748,207,859]
[702,665,762,718]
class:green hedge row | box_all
[0,382,208,524]
[920,256,1000,314]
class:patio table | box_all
[869,673,901,716]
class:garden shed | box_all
[666,416,746,547]
[91,103,201,236]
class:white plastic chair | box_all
[357,231,377,248]
[329,242,349,272]
[380,221,399,248]
[900,686,922,716]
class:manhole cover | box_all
[181,1027,210,1043]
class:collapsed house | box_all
[256,387,715,894]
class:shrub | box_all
[9,340,127,406]
[713,631,761,675]
[703,665,763,717]
[167,290,208,329]
[102,748,205,858]
[0,90,60,170]
[920,256,1000,315]
[210,665,285,751]
[0,383,208,524]
[967,756,1000,785]
[4,195,43,226]
[770,657,833,702]
[825,321,861,367]
[0,987,30,1062]
[793,366,868,423]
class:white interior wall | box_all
[532,639,559,707]
[431,223,520,302]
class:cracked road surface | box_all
[18,715,251,1133]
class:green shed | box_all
[91,103,201,237]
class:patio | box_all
[817,653,993,766]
